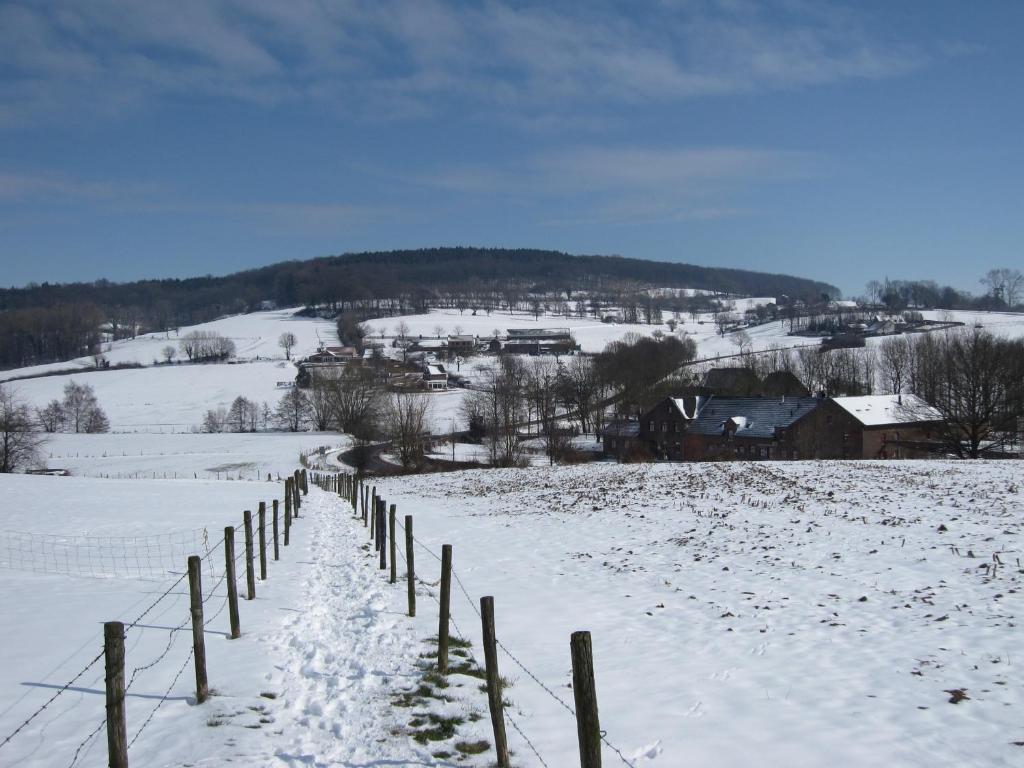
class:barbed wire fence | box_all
[0,476,298,768]
[320,469,637,768]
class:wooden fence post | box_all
[405,515,416,617]
[272,499,280,560]
[187,556,209,704]
[378,501,387,571]
[480,596,510,768]
[370,494,377,541]
[292,471,301,516]
[571,631,602,768]
[301,468,308,494]
[243,510,256,600]
[103,621,128,768]
[284,477,292,525]
[224,527,241,638]
[389,504,397,584]
[258,502,267,580]
[284,486,292,547]
[438,544,452,674]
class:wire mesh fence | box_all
[0,528,218,580]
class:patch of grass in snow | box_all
[426,634,473,649]
[455,739,490,755]
[411,713,464,744]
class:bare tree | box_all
[981,268,1024,308]
[464,357,528,467]
[61,381,109,433]
[36,400,64,433]
[227,396,258,432]
[905,328,1024,457]
[395,321,410,339]
[162,345,177,364]
[730,330,753,356]
[1,386,46,473]
[385,392,431,468]
[275,387,309,432]
[326,366,384,440]
[202,406,227,433]
[878,335,911,394]
[557,355,608,436]
[525,359,560,462]
[306,371,338,431]
[278,332,298,360]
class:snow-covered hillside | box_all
[1,307,335,382]
[361,305,806,357]
[2,308,338,432]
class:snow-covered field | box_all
[373,460,1024,767]
[5,459,1021,767]
[922,309,1024,340]
[39,432,347,480]
[1,308,339,432]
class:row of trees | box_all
[178,331,236,362]
[199,371,434,469]
[726,327,1024,457]
[36,382,110,434]
[863,268,1023,313]
[0,381,111,472]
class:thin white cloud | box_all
[0,0,952,125]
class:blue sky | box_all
[0,0,1021,297]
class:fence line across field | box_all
[0,528,220,580]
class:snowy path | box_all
[266,490,423,765]
[165,488,452,766]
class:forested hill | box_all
[2,247,837,318]
[0,247,837,369]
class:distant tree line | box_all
[1,248,836,369]
[863,268,1024,312]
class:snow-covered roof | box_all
[425,364,447,376]
[727,416,750,432]
[831,394,941,426]
[669,396,703,420]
